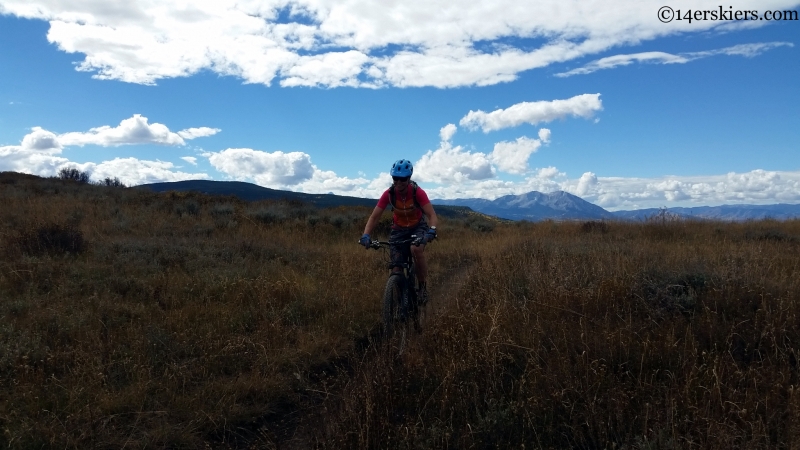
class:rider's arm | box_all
[363,206,386,236]
[421,203,437,228]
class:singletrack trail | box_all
[269,258,477,449]
[426,259,475,322]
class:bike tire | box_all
[407,272,422,332]
[382,273,407,353]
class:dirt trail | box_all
[266,259,477,449]
[427,260,475,321]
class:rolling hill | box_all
[138,179,800,222]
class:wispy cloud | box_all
[556,42,794,77]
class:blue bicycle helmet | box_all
[390,159,413,177]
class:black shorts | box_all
[389,221,428,267]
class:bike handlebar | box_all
[362,234,434,250]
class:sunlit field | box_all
[2,172,799,448]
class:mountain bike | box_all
[368,235,427,355]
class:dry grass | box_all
[2,171,799,448]
[310,219,800,449]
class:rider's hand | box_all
[359,233,372,249]
[424,227,437,243]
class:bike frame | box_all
[371,236,421,321]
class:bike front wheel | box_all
[382,273,403,338]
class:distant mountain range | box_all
[138,180,800,222]
[434,191,615,221]
[611,204,800,221]
[436,191,800,221]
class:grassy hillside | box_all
[138,178,491,221]
[2,172,799,448]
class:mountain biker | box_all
[360,159,438,303]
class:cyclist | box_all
[360,159,438,303]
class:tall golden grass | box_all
[1,171,799,448]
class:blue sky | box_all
[1,1,798,210]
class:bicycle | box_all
[367,235,429,355]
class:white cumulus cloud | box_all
[414,144,495,184]
[91,158,210,186]
[460,94,602,132]
[205,146,382,195]
[0,119,214,182]
[293,169,372,195]
[538,128,551,144]
[575,172,599,196]
[560,169,800,210]
[489,137,543,175]
[58,114,218,147]
[536,166,561,179]
[0,144,70,176]
[281,50,371,88]
[439,123,457,143]
[177,127,222,140]
[1,0,793,88]
[207,148,315,187]
[21,127,63,151]
[416,122,553,183]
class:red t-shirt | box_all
[377,184,431,228]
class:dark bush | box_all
[636,270,710,318]
[330,214,347,229]
[175,200,200,217]
[306,215,321,227]
[10,223,87,256]
[465,217,494,233]
[248,208,287,225]
[744,229,796,242]
[210,203,235,218]
[58,167,90,184]
[581,220,609,233]
[98,177,126,188]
